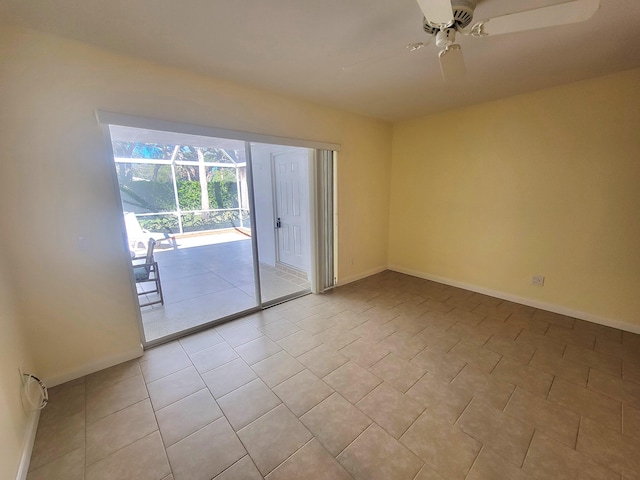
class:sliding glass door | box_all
[104,120,334,346]
[251,143,313,304]
[109,126,260,343]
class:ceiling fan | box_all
[415,0,601,82]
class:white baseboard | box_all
[44,345,143,388]
[388,265,640,335]
[337,265,388,287]
[15,409,40,480]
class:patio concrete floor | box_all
[137,232,310,342]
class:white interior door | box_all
[273,150,310,273]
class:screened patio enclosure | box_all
[112,129,251,242]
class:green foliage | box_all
[208,181,238,209]
[120,176,238,213]
[138,215,179,233]
[138,211,249,234]
[175,180,238,210]
[113,141,244,234]
[120,180,175,212]
[177,181,201,210]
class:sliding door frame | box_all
[97,111,339,348]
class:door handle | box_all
[276,217,281,229]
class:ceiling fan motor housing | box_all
[423,0,477,34]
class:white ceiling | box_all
[2,0,639,121]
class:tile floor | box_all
[139,235,310,342]
[27,271,640,480]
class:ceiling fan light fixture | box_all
[406,42,425,52]
[438,44,466,82]
[435,28,457,48]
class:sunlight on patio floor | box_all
[138,231,310,342]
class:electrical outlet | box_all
[531,275,545,287]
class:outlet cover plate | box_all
[531,275,545,287]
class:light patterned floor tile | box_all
[450,365,515,411]
[548,377,622,431]
[213,456,263,480]
[252,351,305,387]
[406,372,472,423]
[266,439,353,480]
[259,319,301,341]
[37,382,85,428]
[27,447,84,480]
[323,362,382,403]
[528,349,589,387]
[179,329,225,355]
[504,387,580,448]
[189,343,239,374]
[238,404,312,476]
[457,398,534,467]
[85,431,171,480]
[86,374,149,424]
[339,339,390,369]
[410,347,466,382]
[466,447,532,480]
[576,416,640,478]
[235,336,282,365]
[167,417,246,480]
[201,358,257,398]
[86,399,157,465]
[139,348,192,383]
[147,366,205,411]
[277,330,323,357]
[492,356,554,397]
[272,369,333,416]
[301,393,372,456]
[523,431,620,480]
[30,411,85,471]
[369,354,426,393]
[217,378,281,430]
[298,344,349,377]
[588,368,640,409]
[400,411,481,480]
[356,383,424,439]
[338,424,423,480]
[27,272,639,480]
[86,360,141,393]
[156,388,223,447]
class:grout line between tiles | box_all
[546,376,556,401]
[264,437,315,478]
[144,364,195,386]
[210,454,254,480]
[462,445,484,480]
[502,387,517,413]
[335,422,375,459]
[87,430,161,471]
[574,416,583,450]
[520,428,536,469]
[454,395,475,426]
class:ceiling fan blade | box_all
[341,40,431,72]
[439,45,466,83]
[417,0,454,26]
[470,0,600,37]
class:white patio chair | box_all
[124,212,174,251]
[132,238,164,307]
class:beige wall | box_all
[0,255,35,480]
[389,68,640,330]
[0,23,392,390]
[336,116,392,283]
